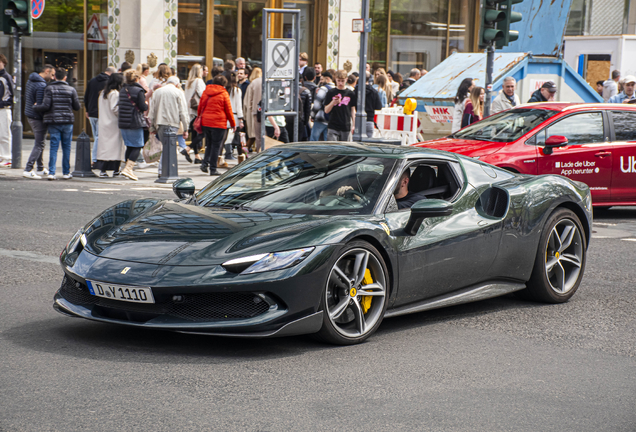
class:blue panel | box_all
[399,52,528,104]
[577,55,585,77]
[499,0,574,57]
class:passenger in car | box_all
[394,169,428,209]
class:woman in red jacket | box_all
[197,75,236,175]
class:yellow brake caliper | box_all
[360,269,374,314]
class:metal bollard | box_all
[155,128,180,183]
[71,131,96,177]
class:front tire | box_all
[314,241,389,345]
[525,208,587,303]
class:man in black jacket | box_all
[528,81,557,103]
[0,53,14,166]
[35,68,81,180]
[23,64,55,178]
[84,66,115,163]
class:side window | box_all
[612,111,636,142]
[528,129,545,146]
[546,112,604,145]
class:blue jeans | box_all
[48,124,73,176]
[310,122,328,141]
[89,117,99,162]
[177,134,187,150]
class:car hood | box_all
[415,137,508,157]
[81,199,348,265]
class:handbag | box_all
[193,93,209,134]
[193,116,203,134]
[126,87,151,129]
[189,86,201,109]
[142,134,162,163]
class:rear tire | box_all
[314,240,389,345]
[524,208,587,303]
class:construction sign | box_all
[86,14,106,44]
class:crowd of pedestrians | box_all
[1,50,433,178]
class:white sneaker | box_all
[48,174,57,181]
[23,171,42,179]
[62,174,73,180]
[36,168,49,176]
[1,160,11,167]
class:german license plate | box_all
[86,280,155,304]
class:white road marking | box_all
[0,248,59,264]
[621,238,636,242]
[592,236,610,238]
[593,222,617,226]
[62,189,79,191]
[130,187,167,191]
[89,188,121,191]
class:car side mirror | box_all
[543,135,568,155]
[173,178,195,199]
[404,199,453,236]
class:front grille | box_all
[58,276,271,322]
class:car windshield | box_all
[196,151,396,215]
[453,108,558,142]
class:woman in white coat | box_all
[185,64,206,163]
[95,73,125,177]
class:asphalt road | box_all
[1,177,635,431]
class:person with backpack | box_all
[310,71,334,141]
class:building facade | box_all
[0,0,481,132]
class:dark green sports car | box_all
[54,143,592,345]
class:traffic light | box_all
[496,0,523,48]
[2,0,32,36]
[478,0,506,49]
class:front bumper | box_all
[54,245,338,337]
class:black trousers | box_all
[202,126,226,169]
[125,147,141,162]
[188,117,205,155]
[266,125,290,143]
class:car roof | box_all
[514,102,636,112]
[270,142,460,160]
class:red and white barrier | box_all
[373,107,423,145]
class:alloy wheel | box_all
[544,218,583,294]
[325,248,387,338]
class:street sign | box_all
[31,0,44,19]
[86,13,105,44]
[265,38,296,80]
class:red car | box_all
[414,102,636,207]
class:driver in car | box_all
[335,169,426,209]
[394,169,427,209]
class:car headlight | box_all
[66,228,87,254]
[222,247,315,274]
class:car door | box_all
[536,111,613,202]
[384,160,504,306]
[609,110,636,202]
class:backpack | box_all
[316,84,334,123]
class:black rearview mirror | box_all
[404,199,453,236]
[173,178,196,199]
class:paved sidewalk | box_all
[0,138,240,190]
